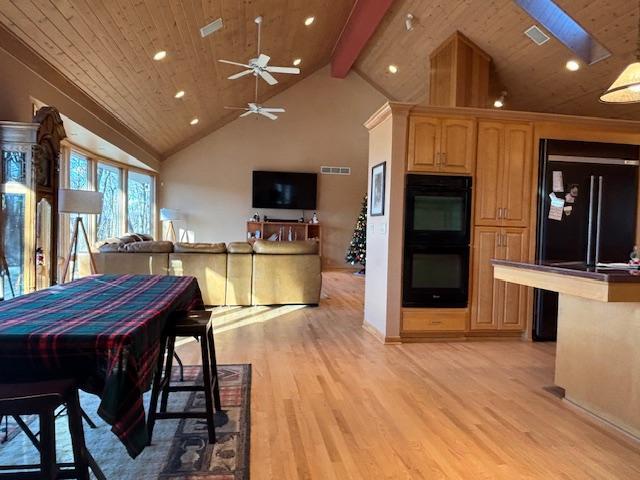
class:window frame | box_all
[59,142,157,249]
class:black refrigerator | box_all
[534,140,639,341]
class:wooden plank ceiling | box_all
[0,0,355,157]
[355,0,640,120]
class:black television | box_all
[252,171,317,210]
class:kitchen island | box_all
[492,260,640,439]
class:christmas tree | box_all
[345,194,367,275]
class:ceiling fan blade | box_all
[240,110,255,117]
[218,59,252,68]
[265,66,300,74]
[228,70,253,80]
[256,53,271,67]
[261,107,285,113]
[248,103,257,109]
[259,110,278,120]
[224,106,249,111]
[259,70,278,85]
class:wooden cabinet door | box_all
[497,229,529,331]
[470,227,502,330]
[440,118,476,174]
[475,122,504,226]
[502,124,533,227]
[407,116,441,172]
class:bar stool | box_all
[0,379,105,480]
[148,310,222,444]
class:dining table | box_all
[0,274,203,458]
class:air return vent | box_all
[524,25,550,45]
[321,166,351,175]
[200,18,223,38]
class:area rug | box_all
[0,364,251,479]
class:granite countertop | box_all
[491,260,640,283]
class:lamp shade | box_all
[600,62,640,103]
[160,208,183,221]
[58,189,103,214]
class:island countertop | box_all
[491,260,640,302]
[491,260,640,283]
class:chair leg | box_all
[200,335,216,444]
[66,388,90,480]
[173,352,184,382]
[160,336,176,413]
[147,335,168,445]
[39,411,57,480]
[207,327,222,412]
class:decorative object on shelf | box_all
[345,194,367,275]
[253,212,260,222]
[601,0,640,103]
[160,208,184,242]
[59,189,103,283]
[311,212,319,224]
[370,162,386,216]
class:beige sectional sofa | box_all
[94,240,321,306]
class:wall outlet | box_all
[379,223,387,234]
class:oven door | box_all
[402,245,469,308]
[405,185,471,245]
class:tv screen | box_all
[252,171,317,210]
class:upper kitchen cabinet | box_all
[475,121,533,227]
[407,115,476,175]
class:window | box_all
[127,171,153,234]
[96,163,122,241]
[69,152,91,252]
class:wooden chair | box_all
[0,379,105,480]
[148,310,222,444]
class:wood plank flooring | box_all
[177,271,640,479]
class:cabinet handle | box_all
[503,208,508,219]
[497,234,501,247]
[497,208,501,219]
[435,152,441,165]
[442,152,447,166]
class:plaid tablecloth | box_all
[0,274,203,458]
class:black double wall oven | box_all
[403,175,472,308]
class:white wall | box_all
[160,66,387,268]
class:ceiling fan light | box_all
[293,58,302,66]
[600,62,640,103]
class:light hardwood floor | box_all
[177,271,640,479]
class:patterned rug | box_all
[0,364,251,479]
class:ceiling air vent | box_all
[200,18,223,38]
[524,25,550,46]
[321,166,351,175]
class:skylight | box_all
[514,0,611,65]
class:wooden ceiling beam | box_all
[331,0,395,78]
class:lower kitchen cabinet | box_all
[471,226,529,331]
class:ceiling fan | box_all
[224,102,285,120]
[218,16,300,86]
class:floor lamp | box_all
[160,208,185,242]
[59,189,103,283]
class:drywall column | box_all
[363,103,411,342]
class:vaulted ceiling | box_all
[2,0,640,161]
[0,0,356,157]
[356,0,640,120]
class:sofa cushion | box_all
[173,242,226,254]
[123,240,174,253]
[227,242,253,254]
[98,243,121,253]
[252,240,319,255]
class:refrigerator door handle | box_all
[587,175,595,266]
[595,176,604,265]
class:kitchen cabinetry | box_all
[471,226,528,331]
[475,121,533,227]
[407,116,476,174]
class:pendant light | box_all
[600,1,640,103]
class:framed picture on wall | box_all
[370,162,386,216]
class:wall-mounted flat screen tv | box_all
[252,171,317,210]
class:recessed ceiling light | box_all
[566,60,580,71]
[175,90,185,98]
[293,58,302,66]
[153,50,167,61]
[388,64,398,74]
[190,118,199,125]
[304,16,315,26]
